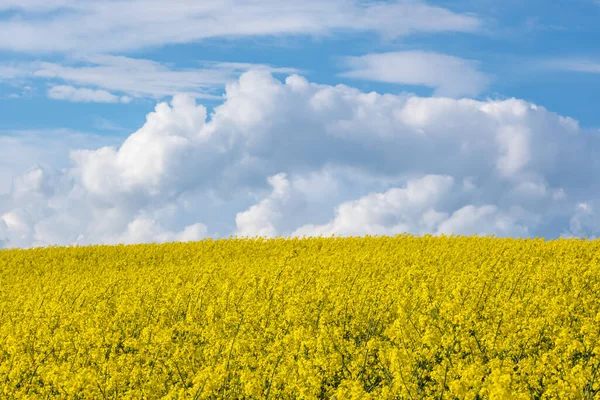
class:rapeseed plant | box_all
[0,235,599,398]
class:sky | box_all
[1,0,600,248]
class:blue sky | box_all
[2,0,600,133]
[1,0,600,247]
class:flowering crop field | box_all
[1,235,600,399]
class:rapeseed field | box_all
[1,234,599,399]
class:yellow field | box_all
[1,235,599,399]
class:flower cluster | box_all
[0,234,599,398]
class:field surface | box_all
[1,235,600,399]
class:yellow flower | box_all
[0,235,599,397]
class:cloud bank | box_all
[1,71,599,248]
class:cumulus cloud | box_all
[0,129,118,195]
[235,173,292,238]
[1,71,599,248]
[436,205,530,237]
[102,217,208,245]
[255,174,531,239]
[0,0,480,53]
[340,51,490,97]
[292,175,455,237]
[561,202,600,240]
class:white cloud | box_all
[436,205,529,237]
[101,217,208,245]
[6,54,298,101]
[0,66,21,80]
[340,51,490,97]
[292,175,455,237]
[0,0,481,53]
[561,201,600,240]
[1,71,600,248]
[0,129,118,195]
[543,58,600,74]
[494,125,530,176]
[47,85,129,103]
[235,173,291,238]
[290,176,531,239]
